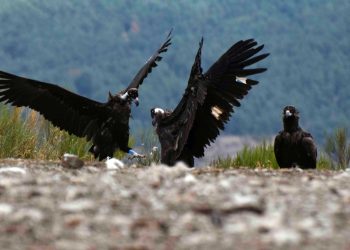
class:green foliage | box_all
[316,154,333,170]
[212,141,279,169]
[0,105,93,160]
[324,127,350,170]
[0,107,37,158]
[37,121,93,160]
[0,0,349,143]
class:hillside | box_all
[0,0,349,142]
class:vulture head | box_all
[282,105,299,130]
[118,88,139,106]
[150,108,167,126]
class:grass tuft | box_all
[211,141,279,169]
[0,105,91,160]
[324,127,350,170]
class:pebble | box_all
[61,153,84,169]
[105,157,124,170]
[0,167,26,175]
[12,208,44,222]
[183,174,197,184]
[0,203,13,216]
[266,228,302,246]
[60,199,95,212]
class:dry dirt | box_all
[0,159,350,250]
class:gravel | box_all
[0,159,350,250]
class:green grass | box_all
[211,141,279,169]
[211,140,338,170]
[0,104,346,170]
[324,127,350,170]
[0,105,138,161]
[0,107,37,158]
[0,105,98,160]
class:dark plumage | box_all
[274,106,317,169]
[0,31,172,160]
[151,38,269,167]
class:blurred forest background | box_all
[0,0,349,144]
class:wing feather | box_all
[188,39,269,157]
[124,30,172,92]
[156,38,269,163]
[0,70,109,137]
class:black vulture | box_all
[274,106,317,169]
[151,38,269,167]
[0,31,172,160]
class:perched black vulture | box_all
[274,106,317,169]
[0,31,172,160]
[151,38,269,167]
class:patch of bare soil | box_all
[0,159,350,250]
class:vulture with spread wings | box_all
[0,31,172,160]
[151,38,269,167]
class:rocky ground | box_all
[0,159,350,250]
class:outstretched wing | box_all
[0,70,110,139]
[123,30,172,92]
[187,39,269,157]
[158,38,269,162]
[157,38,208,163]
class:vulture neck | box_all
[283,117,300,132]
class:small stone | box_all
[64,214,84,228]
[183,174,197,184]
[105,157,124,170]
[60,199,95,212]
[267,228,302,246]
[12,208,44,222]
[61,153,84,169]
[0,167,26,175]
[0,203,13,216]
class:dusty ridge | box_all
[0,159,349,250]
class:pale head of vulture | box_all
[283,105,299,121]
[118,88,139,106]
[150,107,166,126]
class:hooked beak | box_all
[134,97,139,106]
[151,109,156,126]
[152,118,156,126]
[284,110,292,117]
